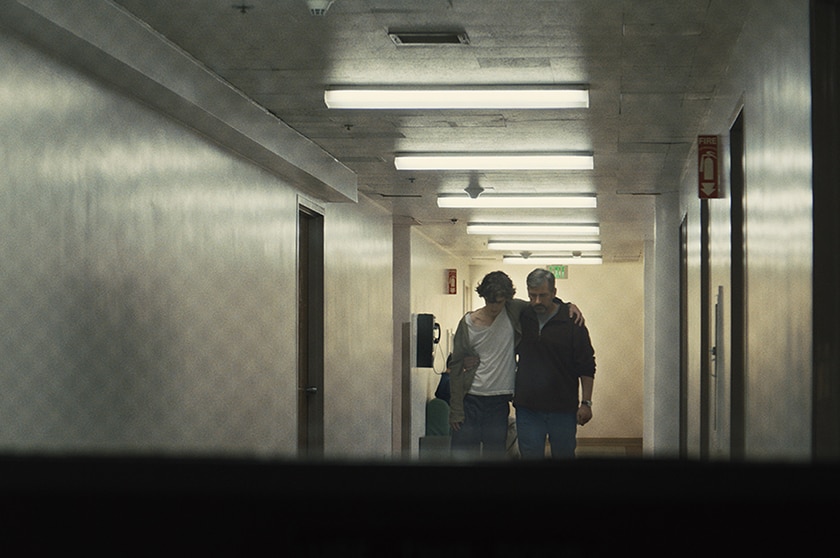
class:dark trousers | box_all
[450,394,511,459]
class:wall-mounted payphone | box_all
[411,313,440,368]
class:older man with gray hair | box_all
[513,268,596,459]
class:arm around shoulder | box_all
[566,300,585,326]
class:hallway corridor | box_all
[1,0,839,551]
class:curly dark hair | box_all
[475,270,515,302]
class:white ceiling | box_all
[111,0,752,263]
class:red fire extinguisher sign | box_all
[698,135,720,199]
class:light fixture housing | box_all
[395,153,594,171]
[437,194,596,208]
[324,85,589,109]
[487,240,602,251]
[466,223,600,236]
[306,0,334,16]
[502,255,603,265]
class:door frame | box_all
[699,199,711,460]
[679,215,689,459]
[297,195,325,458]
[729,106,747,460]
[811,0,840,459]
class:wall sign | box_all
[698,135,721,199]
[447,268,457,294]
[548,264,568,280]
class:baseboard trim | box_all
[576,437,643,457]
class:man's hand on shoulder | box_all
[569,303,585,326]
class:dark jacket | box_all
[513,298,596,413]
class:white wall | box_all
[671,0,813,462]
[0,30,395,461]
[324,197,394,459]
[405,230,470,457]
[646,194,682,458]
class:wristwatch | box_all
[580,400,593,407]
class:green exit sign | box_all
[548,264,568,279]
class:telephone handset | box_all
[433,322,441,344]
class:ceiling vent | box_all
[388,30,470,46]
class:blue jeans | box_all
[515,406,577,459]
[451,394,511,459]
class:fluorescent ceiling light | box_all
[467,223,600,236]
[324,86,589,109]
[502,255,603,265]
[437,194,596,208]
[395,153,594,171]
[488,240,602,251]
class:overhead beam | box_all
[0,0,357,203]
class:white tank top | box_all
[465,309,516,395]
